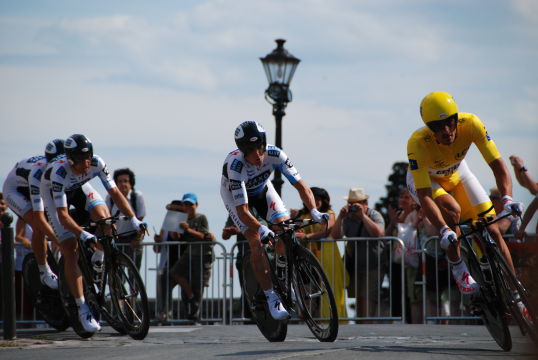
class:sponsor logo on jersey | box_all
[434,160,449,168]
[33,169,43,181]
[270,201,276,211]
[230,159,244,173]
[284,158,294,168]
[484,128,491,141]
[423,135,432,143]
[15,167,31,180]
[102,165,110,176]
[52,181,63,193]
[91,157,98,167]
[229,180,242,191]
[222,163,229,178]
[44,168,52,181]
[409,159,418,170]
[30,185,40,195]
[55,166,67,179]
[268,149,280,157]
[455,147,469,160]
[245,170,271,188]
[435,163,460,177]
[27,156,44,163]
[33,198,40,204]
[234,193,244,200]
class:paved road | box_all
[1,324,536,359]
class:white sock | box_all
[38,263,52,274]
[75,296,86,307]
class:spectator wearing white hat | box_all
[331,187,385,322]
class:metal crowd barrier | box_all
[228,237,407,324]
[4,233,536,328]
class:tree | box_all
[374,161,409,221]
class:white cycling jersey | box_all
[40,154,115,242]
[220,145,301,232]
[2,155,49,216]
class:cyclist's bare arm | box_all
[57,207,85,239]
[293,179,316,212]
[416,187,449,230]
[107,186,136,218]
[236,204,262,235]
[489,158,513,198]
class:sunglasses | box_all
[427,114,458,133]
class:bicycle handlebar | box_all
[449,209,519,243]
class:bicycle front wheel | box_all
[491,247,538,345]
[108,252,150,340]
[292,246,338,342]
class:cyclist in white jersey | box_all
[221,121,329,320]
[40,134,146,334]
[2,139,65,289]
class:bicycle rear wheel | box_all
[466,251,512,351]
[490,247,538,345]
[292,246,338,342]
[108,252,149,340]
[242,249,287,342]
[22,253,70,331]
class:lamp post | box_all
[260,39,300,195]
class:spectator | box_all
[170,193,214,323]
[331,187,385,322]
[509,155,538,195]
[106,168,146,271]
[293,187,348,322]
[385,188,420,323]
[153,199,183,322]
[222,206,265,319]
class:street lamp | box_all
[260,39,300,195]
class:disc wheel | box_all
[242,249,287,342]
[22,253,70,331]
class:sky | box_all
[1,0,537,266]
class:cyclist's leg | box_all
[221,186,273,291]
[3,180,58,287]
[43,187,100,332]
[263,181,290,255]
[454,163,516,273]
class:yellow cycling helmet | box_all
[420,91,458,125]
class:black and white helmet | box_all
[234,121,267,154]
[44,138,65,162]
[64,134,93,164]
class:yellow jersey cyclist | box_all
[406,91,524,296]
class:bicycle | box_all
[22,248,69,331]
[242,218,339,342]
[452,210,537,351]
[57,215,150,339]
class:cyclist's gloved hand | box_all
[80,230,97,245]
[130,216,147,231]
[502,195,524,216]
[258,225,275,244]
[311,209,329,223]
[439,225,456,251]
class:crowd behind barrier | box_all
[3,232,536,328]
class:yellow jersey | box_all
[407,112,501,189]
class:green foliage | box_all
[374,161,409,221]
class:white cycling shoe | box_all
[78,306,101,333]
[266,291,289,320]
[451,263,479,295]
[40,271,59,290]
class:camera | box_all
[348,205,358,212]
